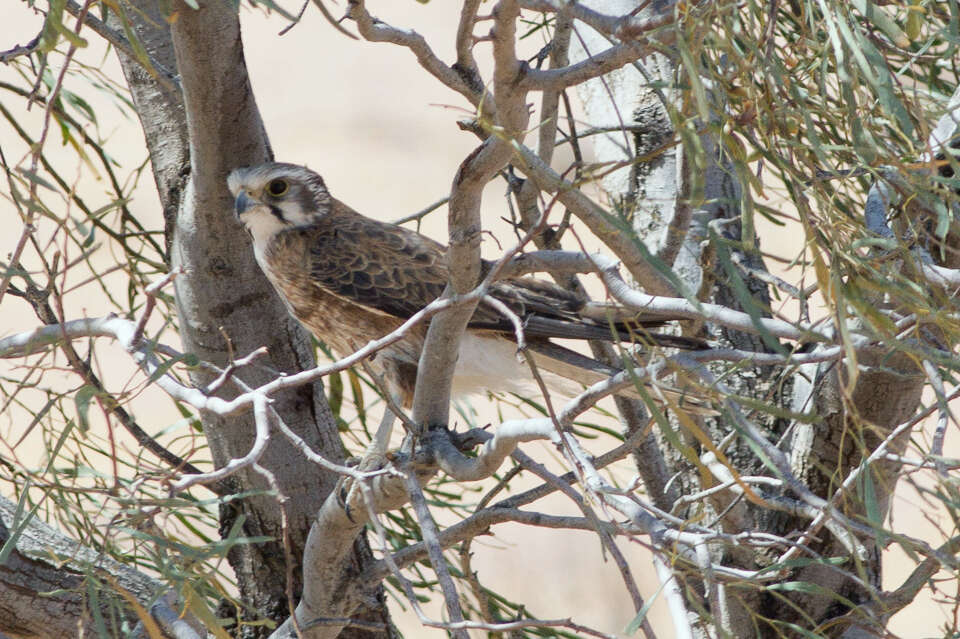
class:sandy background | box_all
[0,2,954,637]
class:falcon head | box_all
[227,162,332,246]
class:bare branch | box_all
[170,394,273,492]
[390,196,449,226]
[922,359,952,477]
[0,32,41,63]
[404,471,469,639]
[430,418,556,480]
[521,40,672,92]
[148,591,205,639]
[345,0,483,106]
[652,551,694,639]
[511,144,678,294]
[536,14,572,165]
[455,0,483,90]
[588,252,827,341]
[518,0,677,41]
[412,0,532,431]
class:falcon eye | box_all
[266,179,289,197]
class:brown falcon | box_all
[227,162,709,412]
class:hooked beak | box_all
[234,192,256,219]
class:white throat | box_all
[241,210,288,263]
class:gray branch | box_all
[518,0,676,41]
[0,495,201,638]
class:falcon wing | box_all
[306,201,704,349]
[307,201,450,319]
[304,208,585,331]
[479,278,706,349]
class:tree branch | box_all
[345,0,483,106]
[521,39,674,92]
[518,0,677,41]
[0,494,193,638]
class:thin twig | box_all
[404,470,469,639]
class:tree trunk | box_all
[111,3,391,635]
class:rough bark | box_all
[0,495,164,638]
[775,353,924,634]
